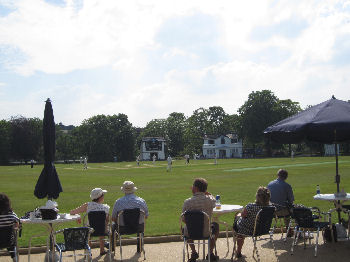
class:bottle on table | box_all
[215,195,221,209]
[316,185,320,195]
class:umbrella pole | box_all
[335,142,340,193]
[335,140,341,223]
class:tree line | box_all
[2,90,347,164]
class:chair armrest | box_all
[54,229,64,235]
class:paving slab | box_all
[1,234,349,261]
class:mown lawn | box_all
[1,156,350,247]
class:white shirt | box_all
[87,202,110,214]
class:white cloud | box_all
[0,0,350,126]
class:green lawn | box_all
[1,156,350,247]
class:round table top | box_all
[20,214,80,224]
[314,193,350,201]
[213,204,243,214]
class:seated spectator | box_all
[267,169,294,235]
[182,178,219,262]
[233,186,271,259]
[70,188,110,256]
[0,193,20,260]
[112,181,149,252]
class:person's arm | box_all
[241,207,248,218]
[111,202,119,223]
[70,203,88,215]
[287,185,294,204]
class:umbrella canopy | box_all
[264,97,350,195]
[264,97,350,144]
[34,98,63,199]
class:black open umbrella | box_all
[34,98,63,199]
[264,97,350,222]
[264,97,350,193]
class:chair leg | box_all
[141,232,146,260]
[270,230,277,258]
[119,234,123,261]
[284,219,292,242]
[183,240,186,262]
[208,238,210,262]
[314,228,320,257]
[231,231,237,261]
[202,240,205,259]
[252,236,260,262]
[291,226,298,254]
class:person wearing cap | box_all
[70,188,110,256]
[111,181,149,252]
[182,178,219,262]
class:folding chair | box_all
[114,208,146,261]
[290,206,330,257]
[272,202,293,241]
[180,210,212,262]
[84,211,112,261]
[0,222,20,262]
[54,227,93,262]
[231,206,276,262]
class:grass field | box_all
[1,156,350,247]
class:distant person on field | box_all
[232,187,272,259]
[267,169,294,234]
[70,188,110,256]
[136,155,140,166]
[214,153,217,165]
[185,154,190,164]
[167,155,172,172]
[182,178,219,261]
[83,157,88,169]
[0,193,20,260]
[152,154,156,164]
[112,181,149,253]
[30,159,34,168]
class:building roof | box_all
[203,134,238,139]
[141,137,166,141]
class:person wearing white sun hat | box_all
[112,181,149,252]
[70,187,110,255]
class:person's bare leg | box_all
[210,230,219,253]
[187,239,196,254]
[237,235,245,255]
[99,237,105,254]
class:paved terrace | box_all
[1,233,349,261]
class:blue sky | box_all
[0,0,349,127]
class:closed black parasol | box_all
[34,98,63,199]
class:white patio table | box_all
[212,204,243,257]
[313,193,350,213]
[21,213,80,262]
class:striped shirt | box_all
[0,212,19,227]
[112,194,149,225]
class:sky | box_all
[0,0,350,127]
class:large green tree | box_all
[166,112,187,156]
[0,120,12,163]
[10,116,43,161]
[239,90,301,150]
[75,114,135,162]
